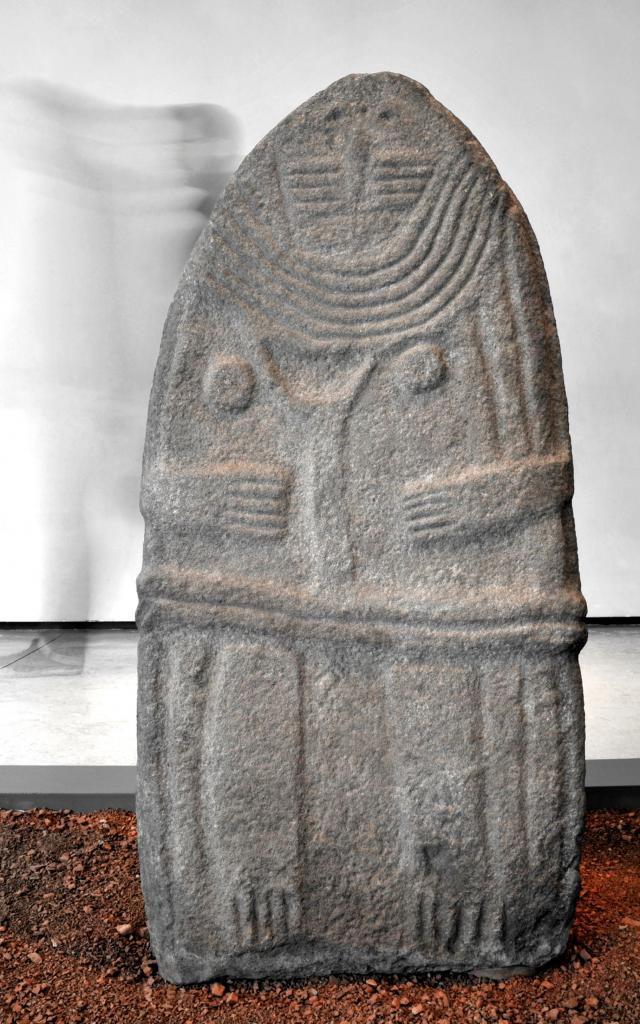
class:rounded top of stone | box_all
[260,72,494,162]
[181,71,534,354]
[228,71,508,223]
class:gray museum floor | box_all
[0,625,638,803]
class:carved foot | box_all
[230,887,303,950]
[410,890,488,962]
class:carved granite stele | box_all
[137,72,586,983]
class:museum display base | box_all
[0,808,638,1023]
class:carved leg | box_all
[203,634,304,955]
[384,658,486,965]
[476,654,584,968]
[137,627,215,982]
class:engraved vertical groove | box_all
[294,654,307,938]
[232,895,242,947]
[500,254,532,454]
[138,634,175,945]
[163,640,184,945]
[473,669,491,956]
[446,902,462,954]
[415,891,425,942]
[504,220,543,453]
[480,272,516,456]
[470,315,502,460]
[558,656,585,889]
[517,663,531,883]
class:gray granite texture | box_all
[136,72,586,983]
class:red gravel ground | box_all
[0,808,638,1024]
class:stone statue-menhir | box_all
[136,73,586,983]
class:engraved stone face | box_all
[136,73,586,983]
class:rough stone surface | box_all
[136,72,586,984]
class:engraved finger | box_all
[283,890,302,937]
[257,887,274,943]
[233,890,258,947]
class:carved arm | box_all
[403,454,572,543]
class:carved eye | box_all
[396,343,446,394]
[203,355,256,412]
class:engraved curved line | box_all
[262,150,464,283]
[259,340,376,407]
[203,221,474,351]
[216,171,486,325]
[207,185,494,336]
[278,153,472,277]
[224,178,446,303]
[287,166,485,288]
[245,171,460,295]
[263,176,495,328]
[205,195,501,353]
[228,160,475,301]
[204,189,502,342]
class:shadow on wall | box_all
[0,81,240,634]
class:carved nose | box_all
[345,129,370,202]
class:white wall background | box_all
[0,0,638,620]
